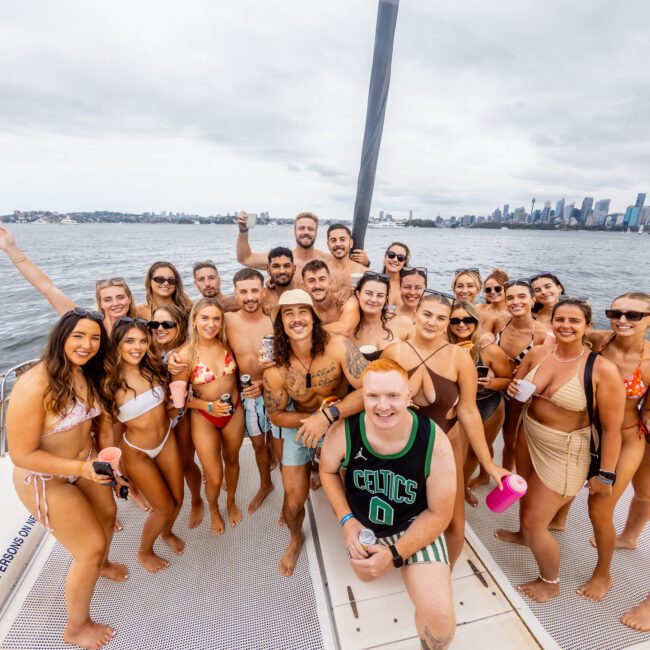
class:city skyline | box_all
[1,2,649,218]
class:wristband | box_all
[239,228,249,234]
[340,513,355,526]
[321,408,334,425]
[596,475,613,485]
[207,401,213,413]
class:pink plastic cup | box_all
[98,447,122,472]
[170,380,187,408]
[486,474,528,513]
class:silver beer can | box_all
[262,335,274,361]
[240,374,252,389]
[220,393,234,415]
[358,528,377,549]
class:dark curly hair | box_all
[272,305,329,367]
[104,319,169,418]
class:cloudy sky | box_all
[0,0,648,219]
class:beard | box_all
[272,273,293,288]
[296,236,315,249]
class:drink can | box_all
[358,528,377,549]
[220,393,234,415]
[262,335,274,360]
[240,374,252,389]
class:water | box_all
[1,223,648,372]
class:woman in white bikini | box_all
[105,317,185,573]
[8,308,127,650]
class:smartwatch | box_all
[388,544,404,568]
[328,405,341,422]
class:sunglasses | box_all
[70,306,104,322]
[505,279,532,289]
[152,275,177,286]
[400,266,428,279]
[424,289,455,301]
[116,316,149,326]
[362,271,390,283]
[454,267,480,275]
[147,320,177,330]
[605,309,650,322]
[385,251,407,263]
[558,295,590,303]
[529,271,559,284]
[96,276,126,288]
[449,316,478,326]
[484,286,503,294]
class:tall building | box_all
[624,206,641,227]
[563,202,575,222]
[580,197,593,224]
[503,204,510,219]
[640,206,650,225]
[593,199,611,226]
[555,198,565,220]
[635,193,646,210]
[541,201,551,222]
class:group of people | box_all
[1,213,648,650]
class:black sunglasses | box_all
[152,275,177,286]
[361,271,390,283]
[558,295,590,303]
[454,267,480,275]
[529,271,560,284]
[147,320,177,330]
[505,279,532,289]
[423,289,455,301]
[385,251,407,263]
[449,316,478,326]
[400,266,428,280]
[484,286,503,294]
[70,306,104,322]
[605,309,650,322]
[116,316,149,327]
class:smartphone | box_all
[246,213,258,229]
[93,461,117,487]
[476,365,490,379]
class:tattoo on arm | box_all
[344,339,369,379]
[262,375,283,413]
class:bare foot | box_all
[113,518,123,532]
[495,529,527,546]
[590,534,637,550]
[64,620,116,650]
[270,457,279,472]
[248,484,275,514]
[100,561,129,582]
[468,473,489,490]
[517,577,560,603]
[162,532,186,555]
[210,507,225,535]
[227,502,243,527]
[130,489,151,513]
[621,595,650,632]
[464,486,479,507]
[189,500,205,529]
[577,574,612,602]
[310,472,322,491]
[279,536,303,577]
[137,551,170,573]
[549,517,567,532]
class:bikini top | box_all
[192,350,237,385]
[43,400,101,437]
[117,386,165,423]
[524,351,587,412]
[600,335,647,400]
[406,342,459,433]
[496,320,535,365]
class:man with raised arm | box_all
[320,358,457,650]
[192,260,238,311]
[262,246,298,309]
[263,289,369,576]
[302,260,360,337]
[224,268,279,513]
[326,223,369,294]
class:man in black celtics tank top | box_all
[320,359,457,649]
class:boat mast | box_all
[351,0,400,250]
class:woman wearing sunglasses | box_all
[578,292,650,602]
[476,268,510,333]
[0,226,138,335]
[448,301,512,507]
[137,260,192,321]
[149,306,205,530]
[172,298,244,534]
[494,280,550,471]
[382,292,510,567]
[8,309,126,649]
[353,272,413,360]
[382,242,410,310]
[397,266,428,318]
[104,317,186,573]
[452,268,482,304]
[497,299,624,603]
[530,272,565,329]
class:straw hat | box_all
[271,289,319,320]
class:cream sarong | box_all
[522,410,591,497]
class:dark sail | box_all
[351,0,400,250]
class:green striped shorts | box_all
[377,530,449,566]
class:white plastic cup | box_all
[514,379,536,402]
[98,447,122,472]
[351,273,364,287]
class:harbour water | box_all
[1,223,648,372]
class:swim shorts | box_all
[377,530,449,566]
[280,401,321,466]
[243,396,281,439]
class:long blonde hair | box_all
[95,278,138,318]
[447,301,483,362]
[187,298,228,372]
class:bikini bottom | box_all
[197,397,242,429]
[122,420,172,459]
[476,391,503,422]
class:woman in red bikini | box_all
[173,298,244,534]
[579,291,650,603]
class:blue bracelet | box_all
[340,513,355,526]
[596,475,613,485]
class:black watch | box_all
[328,405,341,422]
[598,469,616,482]
[388,544,404,568]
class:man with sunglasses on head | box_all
[325,223,370,295]
[302,260,360,337]
[192,261,239,312]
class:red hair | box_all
[361,358,408,382]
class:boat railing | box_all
[0,359,40,457]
